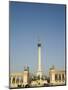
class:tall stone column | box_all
[37,43,42,79]
[38,43,41,72]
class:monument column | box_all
[37,43,42,79]
[38,43,41,72]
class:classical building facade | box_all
[49,66,66,86]
[10,66,29,88]
[10,72,23,88]
[10,66,66,88]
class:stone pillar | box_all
[37,43,42,79]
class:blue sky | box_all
[10,2,66,74]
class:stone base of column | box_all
[36,71,42,79]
